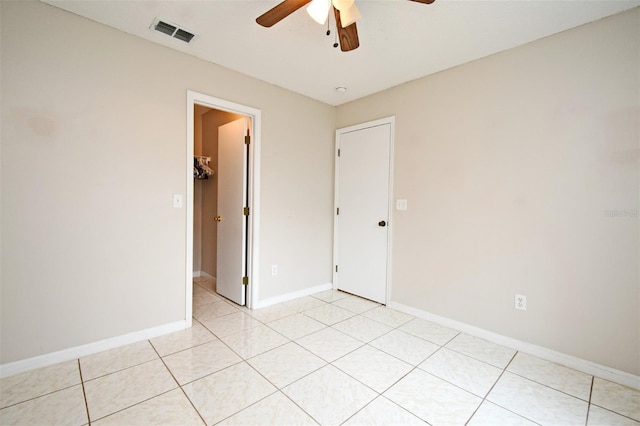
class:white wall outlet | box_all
[396,199,408,211]
[172,194,183,208]
[271,265,278,276]
[515,294,527,310]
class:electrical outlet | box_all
[271,265,278,276]
[515,294,527,310]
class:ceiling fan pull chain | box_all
[326,11,331,36]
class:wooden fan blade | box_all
[256,0,312,27]
[334,7,360,52]
[409,0,436,3]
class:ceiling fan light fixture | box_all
[332,0,354,11]
[339,3,361,27]
[307,0,331,25]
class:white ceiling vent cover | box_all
[150,18,196,43]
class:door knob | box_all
[214,216,222,222]
[378,220,386,227]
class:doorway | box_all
[185,91,262,326]
[333,116,394,305]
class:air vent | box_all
[151,18,196,43]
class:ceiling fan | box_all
[256,0,436,52]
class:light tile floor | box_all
[1,277,639,425]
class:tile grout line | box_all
[78,359,91,426]
[467,350,544,425]
[585,376,594,426]
[463,349,517,425]
[150,338,208,426]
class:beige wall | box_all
[337,9,640,375]
[0,1,335,364]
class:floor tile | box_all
[248,342,326,388]
[399,318,459,346]
[0,384,87,426]
[283,296,327,312]
[198,311,262,338]
[467,401,537,426]
[361,306,414,328]
[0,360,80,409]
[150,322,216,357]
[591,377,640,421]
[334,345,413,393]
[268,313,326,340]
[311,290,350,303]
[221,324,289,358]
[507,352,593,400]
[343,396,427,425]
[331,315,393,343]
[283,365,377,425]
[80,340,158,381]
[218,391,317,425]
[193,300,238,321]
[445,333,516,368]
[384,369,482,425]
[370,329,439,366]
[487,371,588,425]
[296,328,363,362]
[588,404,640,426]
[162,340,242,385]
[193,290,221,307]
[183,362,276,425]
[303,304,356,326]
[247,304,298,323]
[84,359,177,421]
[331,296,380,314]
[419,348,502,397]
[92,389,204,425]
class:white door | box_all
[335,119,393,304]
[216,118,248,305]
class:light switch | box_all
[396,199,408,211]
[173,194,183,208]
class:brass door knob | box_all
[214,216,222,222]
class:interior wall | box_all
[193,111,203,273]
[200,109,243,278]
[0,1,335,365]
[336,8,640,375]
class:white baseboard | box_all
[0,320,188,379]
[389,301,640,391]
[253,283,333,309]
[199,271,215,280]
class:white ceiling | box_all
[43,0,639,106]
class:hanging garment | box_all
[194,156,214,179]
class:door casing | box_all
[186,90,262,325]
[333,116,395,305]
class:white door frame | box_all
[333,116,395,306]
[186,90,261,325]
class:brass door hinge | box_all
[245,135,251,145]
[244,207,250,216]
[242,276,248,286]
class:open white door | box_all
[216,118,248,305]
[335,119,393,304]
